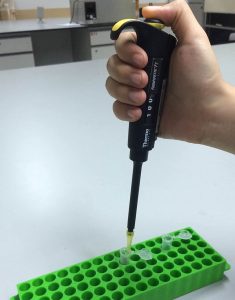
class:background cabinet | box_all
[90,28,115,60]
[0,36,34,70]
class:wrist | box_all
[202,81,235,154]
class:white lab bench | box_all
[0,43,235,299]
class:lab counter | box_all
[0,43,235,299]
[0,18,115,34]
[0,18,115,69]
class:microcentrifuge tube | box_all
[161,234,174,251]
[177,230,192,240]
[137,248,153,260]
[120,248,130,265]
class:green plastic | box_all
[12,227,230,300]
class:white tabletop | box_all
[0,44,235,299]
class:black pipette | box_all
[111,18,176,248]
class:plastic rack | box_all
[10,227,230,300]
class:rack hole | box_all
[170,270,181,278]
[163,262,174,269]
[104,254,114,262]
[109,262,119,269]
[157,254,167,261]
[45,274,56,282]
[102,273,112,282]
[146,241,155,247]
[112,291,123,300]
[65,287,76,296]
[185,255,195,262]
[35,287,46,296]
[204,248,215,255]
[159,274,170,282]
[81,262,91,269]
[202,259,213,266]
[119,278,129,286]
[19,283,30,292]
[130,273,141,282]
[95,287,105,296]
[187,244,197,251]
[124,287,135,296]
[107,282,118,291]
[52,292,63,300]
[61,278,72,286]
[130,254,140,261]
[22,292,33,300]
[192,234,200,241]
[178,247,187,254]
[212,255,223,262]
[136,282,147,291]
[93,258,103,265]
[181,266,192,274]
[151,247,161,254]
[32,278,43,287]
[191,262,202,270]
[97,265,108,273]
[49,283,59,291]
[125,265,135,273]
[77,282,88,291]
[167,251,177,258]
[69,265,80,273]
[82,291,93,300]
[174,258,184,266]
[172,241,181,247]
[148,278,159,286]
[197,241,207,248]
[153,265,163,273]
[135,244,145,250]
[194,251,205,258]
[136,261,146,269]
[142,270,152,277]
[90,278,101,286]
[85,270,96,277]
[113,270,124,277]
[74,274,84,282]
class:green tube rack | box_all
[11,227,230,300]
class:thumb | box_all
[142,0,206,43]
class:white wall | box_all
[14,0,68,10]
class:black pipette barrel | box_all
[127,161,143,233]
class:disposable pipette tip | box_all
[127,230,134,252]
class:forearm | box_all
[203,82,235,154]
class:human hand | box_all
[106,0,230,147]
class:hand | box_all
[106,0,235,153]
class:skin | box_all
[106,0,235,154]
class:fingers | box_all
[107,55,148,89]
[106,77,146,106]
[106,32,149,122]
[143,0,207,43]
[115,31,148,68]
[113,101,142,122]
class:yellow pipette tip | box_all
[126,231,134,253]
